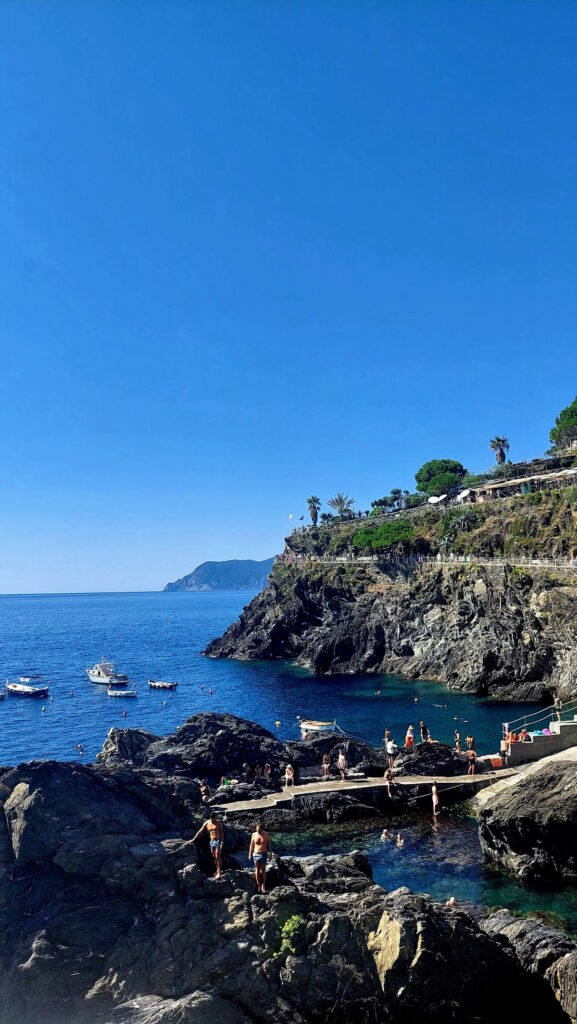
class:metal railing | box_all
[275,553,577,571]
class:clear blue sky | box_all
[1,1,576,593]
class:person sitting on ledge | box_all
[383,767,396,798]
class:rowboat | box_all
[148,679,178,690]
[297,717,346,739]
[107,687,137,698]
[6,680,50,698]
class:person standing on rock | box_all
[454,730,462,753]
[386,737,397,769]
[555,697,563,721]
[420,721,430,744]
[405,725,415,749]
[192,813,225,879]
[322,753,331,779]
[249,821,272,894]
[337,748,347,781]
[466,734,475,751]
[467,749,477,776]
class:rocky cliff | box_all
[204,561,577,701]
[0,713,574,1024]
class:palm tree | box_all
[320,512,333,524]
[306,496,321,526]
[327,492,355,518]
[490,437,510,465]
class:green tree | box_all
[306,496,321,526]
[550,395,577,450]
[489,437,510,465]
[415,459,467,497]
[327,492,355,518]
[320,512,334,524]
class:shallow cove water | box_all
[273,813,577,936]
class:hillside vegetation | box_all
[286,488,577,561]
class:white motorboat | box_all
[107,687,137,698]
[297,717,346,739]
[86,659,128,685]
[6,680,50,698]
[148,679,178,690]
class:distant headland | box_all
[164,557,275,592]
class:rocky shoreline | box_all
[204,563,577,701]
[1,713,576,1023]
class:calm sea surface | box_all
[1,590,574,931]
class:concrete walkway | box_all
[218,769,519,817]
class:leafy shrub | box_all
[550,394,577,448]
[353,520,415,552]
[274,914,306,957]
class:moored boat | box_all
[6,680,50,698]
[107,687,137,698]
[86,659,128,685]
[297,717,346,739]
[148,679,178,690]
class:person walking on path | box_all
[386,737,397,769]
[432,782,440,816]
[322,753,331,779]
[249,821,272,894]
[555,697,563,721]
[337,749,347,781]
[192,812,225,879]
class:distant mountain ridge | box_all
[163,558,275,592]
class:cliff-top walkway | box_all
[218,767,519,818]
[276,553,577,572]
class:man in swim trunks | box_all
[249,821,272,893]
[192,812,225,879]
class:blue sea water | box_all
[0,589,575,932]
[0,590,536,764]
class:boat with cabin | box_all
[6,679,50,698]
[86,659,128,686]
[148,679,178,690]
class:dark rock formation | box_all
[204,562,577,700]
[164,558,274,592]
[393,741,471,777]
[482,909,577,1021]
[478,761,577,882]
[0,724,572,1023]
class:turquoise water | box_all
[274,813,577,935]
[0,590,537,764]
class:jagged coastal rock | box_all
[164,558,274,592]
[205,561,577,700]
[0,713,573,1024]
[477,758,577,882]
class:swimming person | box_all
[192,812,225,879]
[381,828,390,840]
[396,834,404,847]
[432,782,439,816]
[249,821,272,894]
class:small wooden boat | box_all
[107,687,137,698]
[6,680,50,698]
[297,717,346,739]
[148,679,178,690]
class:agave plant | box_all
[306,496,321,526]
[489,437,510,465]
[327,492,355,518]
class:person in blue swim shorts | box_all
[192,812,225,879]
[249,820,272,894]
